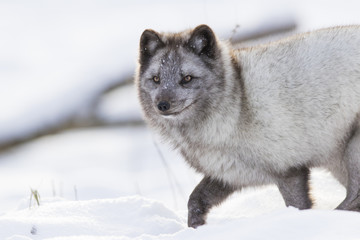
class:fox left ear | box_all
[187,25,218,58]
[139,29,165,65]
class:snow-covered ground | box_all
[1,0,360,239]
[2,195,360,240]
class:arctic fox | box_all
[135,24,360,228]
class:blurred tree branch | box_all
[0,76,142,152]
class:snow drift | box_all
[1,196,360,240]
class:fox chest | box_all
[178,138,274,187]
[173,122,323,187]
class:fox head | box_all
[136,25,233,128]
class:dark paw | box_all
[188,208,206,228]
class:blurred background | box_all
[0,0,358,214]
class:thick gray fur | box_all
[135,25,360,228]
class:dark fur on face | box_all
[137,25,228,132]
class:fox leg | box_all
[187,176,235,228]
[276,167,313,209]
[336,127,360,211]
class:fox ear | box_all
[187,25,217,58]
[139,29,164,65]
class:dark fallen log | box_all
[0,76,140,153]
[0,116,144,152]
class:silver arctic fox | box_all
[136,24,360,228]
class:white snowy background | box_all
[1,0,360,239]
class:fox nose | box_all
[157,101,170,112]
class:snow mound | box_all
[0,196,185,240]
[2,195,360,240]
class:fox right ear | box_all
[187,25,218,59]
[139,29,164,65]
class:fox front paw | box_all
[188,208,206,228]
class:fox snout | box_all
[156,98,195,117]
[157,101,171,112]
[155,91,176,115]
[155,97,188,116]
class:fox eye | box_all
[152,76,160,84]
[184,75,192,82]
[181,75,193,85]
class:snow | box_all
[2,195,360,239]
[1,126,359,239]
[0,196,184,239]
[1,0,360,239]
